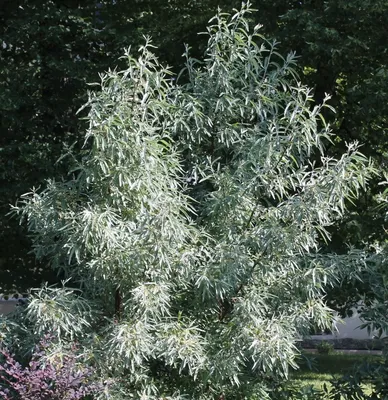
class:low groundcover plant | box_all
[0,336,103,400]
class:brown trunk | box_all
[115,288,122,321]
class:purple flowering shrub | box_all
[0,337,102,400]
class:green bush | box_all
[317,341,334,355]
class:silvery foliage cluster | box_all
[6,3,377,399]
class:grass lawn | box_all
[290,352,382,395]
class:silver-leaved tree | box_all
[5,3,376,399]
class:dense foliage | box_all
[0,0,237,294]
[2,1,388,322]
[1,5,379,398]
[249,0,388,315]
[329,352,388,399]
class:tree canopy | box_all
[2,1,388,319]
[3,5,379,398]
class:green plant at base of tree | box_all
[4,3,378,399]
[317,341,334,355]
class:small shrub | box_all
[317,341,334,355]
[0,337,102,400]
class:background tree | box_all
[3,6,378,398]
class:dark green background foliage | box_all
[0,0,108,291]
[1,0,388,313]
